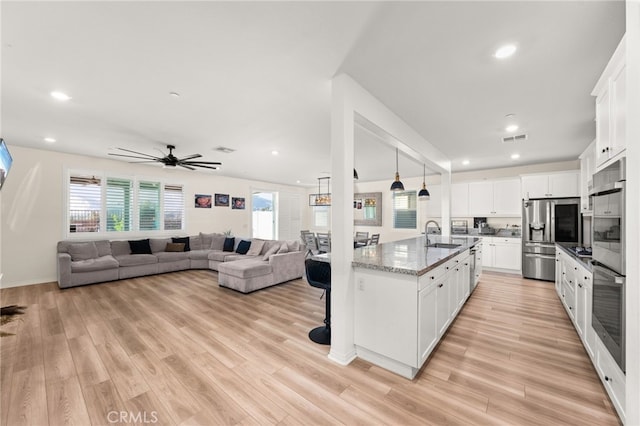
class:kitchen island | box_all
[353,235,481,379]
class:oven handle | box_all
[523,253,556,260]
[591,261,625,284]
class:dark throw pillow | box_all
[172,236,191,252]
[128,239,152,255]
[235,240,251,255]
[165,242,186,252]
[223,237,235,252]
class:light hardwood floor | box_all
[0,270,620,425]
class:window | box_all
[164,184,184,230]
[313,206,330,228]
[67,171,184,235]
[69,175,101,233]
[393,190,417,229]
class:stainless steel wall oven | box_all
[590,158,625,372]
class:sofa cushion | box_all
[286,240,301,252]
[208,251,231,262]
[262,244,280,261]
[247,239,265,256]
[223,237,235,252]
[156,251,189,263]
[68,242,99,261]
[223,254,259,262]
[235,240,251,255]
[200,232,224,250]
[95,240,112,257]
[277,243,289,254]
[188,250,211,260]
[129,239,152,255]
[189,235,203,251]
[218,259,272,279]
[172,237,191,251]
[211,234,226,250]
[116,254,158,267]
[111,240,131,257]
[71,255,119,272]
[165,242,185,252]
[150,238,171,253]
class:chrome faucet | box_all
[424,220,441,246]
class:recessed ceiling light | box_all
[296,180,301,184]
[50,91,71,101]
[505,124,519,132]
[169,91,180,97]
[462,160,470,166]
[494,44,517,59]
[44,137,56,143]
[511,153,520,160]
[271,150,279,156]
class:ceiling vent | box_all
[502,134,527,143]
[214,146,236,154]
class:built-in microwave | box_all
[590,158,625,275]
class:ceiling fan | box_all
[109,144,221,170]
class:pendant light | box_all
[390,148,404,191]
[418,163,430,199]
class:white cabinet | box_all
[592,36,626,169]
[468,178,521,217]
[451,183,469,217]
[424,184,442,218]
[579,140,596,213]
[595,337,626,421]
[481,237,521,272]
[418,282,438,365]
[521,171,579,199]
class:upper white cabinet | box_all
[579,140,596,213]
[451,183,469,217]
[592,36,626,168]
[468,178,521,217]
[521,171,579,199]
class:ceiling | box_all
[1,1,625,186]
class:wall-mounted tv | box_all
[0,138,13,190]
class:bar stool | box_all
[304,258,331,345]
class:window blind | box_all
[393,191,417,229]
[164,184,184,230]
[106,178,132,231]
[139,181,160,231]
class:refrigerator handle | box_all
[548,201,554,242]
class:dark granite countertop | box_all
[352,235,482,276]
[556,243,593,272]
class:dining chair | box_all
[369,233,380,245]
[316,232,331,253]
[301,231,319,257]
[354,231,369,248]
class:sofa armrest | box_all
[57,253,72,288]
[269,250,305,283]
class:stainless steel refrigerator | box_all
[522,198,581,281]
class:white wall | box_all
[0,145,307,288]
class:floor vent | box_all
[502,134,527,143]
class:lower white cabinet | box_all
[555,246,625,422]
[354,250,473,379]
[481,237,521,272]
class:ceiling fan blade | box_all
[113,147,164,158]
[178,154,202,161]
[178,164,196,171]
[187,164,220,170]
[181,160,222,165]
[109,153,163,161]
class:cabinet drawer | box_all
[419,265,446,291]
[595,338,626,419]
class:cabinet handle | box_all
[569,306,572,310]
[438,284,444,288]
[446,267,450,270]
[578,283,583,288]
[605,376,611,382]
[602,149,606,153]
[585,276,588,280]
[430,276,435,280]
[574,267,577,270]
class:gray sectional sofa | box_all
[56,233,305,293]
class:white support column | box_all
[328,75,357,365]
